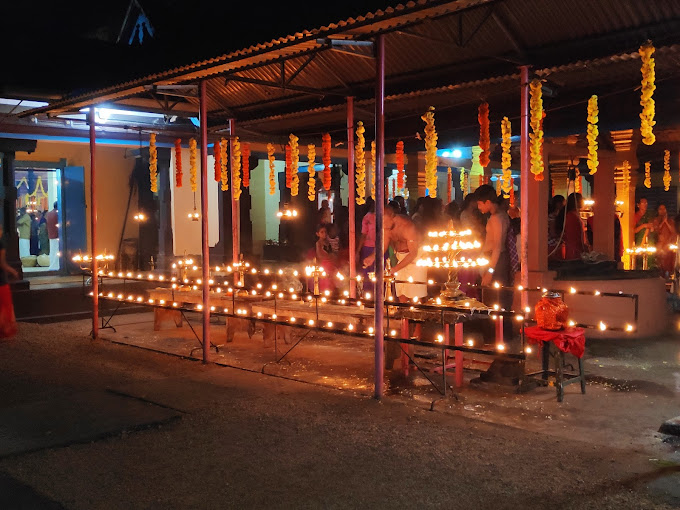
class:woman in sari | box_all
[0,224,19,339]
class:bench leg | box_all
[578,357,586,394]
[555,350,564,402]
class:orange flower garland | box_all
[355,122,366,205]
[220,137,228,191]
[639,42,656,146]
[213,140,221,182]
[500,117,512,198]
[307,144,316,201]
[149,133,158,193]
[285,144,292,189]
[189,138,197,193]
[663,150,671,191]
[478,102,490,168]
[370,140,376,201]
[644,161,651,189]
[232,137,242,200]
[290,133,299,197]
[267,143,276,195]
[529,79,544,181]
[174,138,183,188]
[396,141,405,191]
[242,143,250,188]
[509,178,515,207]
[421,106,438,197]
[447,167,452,202]
[322,133,331,191]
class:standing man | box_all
[16,207,31,259]
[46,201,60,271]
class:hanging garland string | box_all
[242,143,251,188]
[213,140,221,182]
[285,144,292,189]
[396,141,405,192]
[575,166,582,194]
[355,122,366,205]
[290,134,299,197]
[663,150,671,191]
[644,161,651,189]
[189,138,197,193]
[478,102,490,170]
[174,138,183,188]
[621,160,631,197]
[509,178,515,208]
[500,117,512,198]
[639,42,656,146]
[322,133,331,191]
[149,133,158,193]
[220,137,228,191]
[529,79,544,181]
[460,168,468,198]
[421,106,438,197]
[232,137,242,200]
[587,95,599,175]
[267,143,276,195]
[370,140,376,201]
[496,175,502,196]
[307,144,316,201]
[447,167,452,202]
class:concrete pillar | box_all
[592,154,616,259]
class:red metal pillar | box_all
[199,81,211,363]
[520,65,530,309]
[374,34,385,400]
[229,118,239,285]
[454,322,463,388]
[88,108,98,339]
[347,96,356,298]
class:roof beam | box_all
[226,76,344,97]
[491,9,527,63]
[286,54,316,85]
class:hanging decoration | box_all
[233,137,242,200]
[355,121,366,205]
[460,168,468,198]
[213,140,221,182]
[478,102,490,168]
[307,144,316,201]
[644,161,651,189]
[267,143,276,196]
[447,167,452,202]
[220,137,228,191]
[575,166,582,194]
[289,133,299,197]
[285,144,292,189]
[242,143,251,188]
[149,132,158,193]
[663,150,671,191]
[478,175,484,188]
[586,95,599,175]
[390,178,395,200]
[496,176,502,196]
[500,116,512,198]
[529,79,544,181]
[621,160,631,197]
[174,138,183,188]
[421,106,438,197]
[639,42,656,146]
[189,138,197,193]
[370,140,376,201]
[396,141,405,192]
[509,178,515,208]
[322,133,331,191]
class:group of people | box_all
[16,201,60,269]
[634,197,678,276]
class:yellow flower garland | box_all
[267,143,276,195]
[621,160,631,196]
[575,166,582,194]
[500,117,512,197]
[232,137,242,200]
[639,42,656,146]
[529,79,544,180]
[149,133,158,193]
[189,138,197,193]
[220,137,229,191]
[460,168,468,198]
[586,95,599,175]
[307,144,316,201]
[289,133,299,197]
[644,161,651,189]
[663,150,671,191]
[355,121,366,205]
[370,140,376,201]
[421,106,438,197]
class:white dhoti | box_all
[49,238,60,270]
[19,238,30,258]
[394,249,428,300]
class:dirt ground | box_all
[0,316,679,509]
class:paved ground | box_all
[0,318,679,509]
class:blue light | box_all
[441,150,451,157]
[452,149,462,158]
[190,117,200,127]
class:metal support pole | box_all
[229,118,240,285]
[88,108,99,340]
[199,80,211,363]
[347,96,356,298]
[374,34,385,400]
[520,65,530,310]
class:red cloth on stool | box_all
[524,326,586,359]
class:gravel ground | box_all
[0,321,678,509]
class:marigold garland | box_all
[639,42,656,146]
[370,140,376,201]
[644,161,651,189]
[189,138,197,193]
[149,133,158,193]
[289,133,299,197]
[460,168,468,198]
[285,144,292,189]
[500,117,512,198]
[509,178,515,207]
[322,133,331,191]
[242,143,250,188]
[529,79,544,181]
[396,141,405,190]
[621,160,631,197]
[496,176,502,196]
[307,144,316,201]
[478,102,490,168]
[663,150,671,191]
[267,143,276,195]
[447,167,452,202]
[232,137,242,200]
[174,138,183,188]
[355,121,366,205]
[574,166,582,194]
[586,95,599,175]
[421,106,438,197]
[220,137,228,191]
[213,140,221,182]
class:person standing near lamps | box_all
[16,207,31,260]
[46,201,60,271]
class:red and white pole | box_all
[520,65,530,310]
[88,107,98,339]
[374,34,385,399]
[229,118,239,284]
[199,80,211,363]
[347,96,356,298]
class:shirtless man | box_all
[363,206,427,302]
